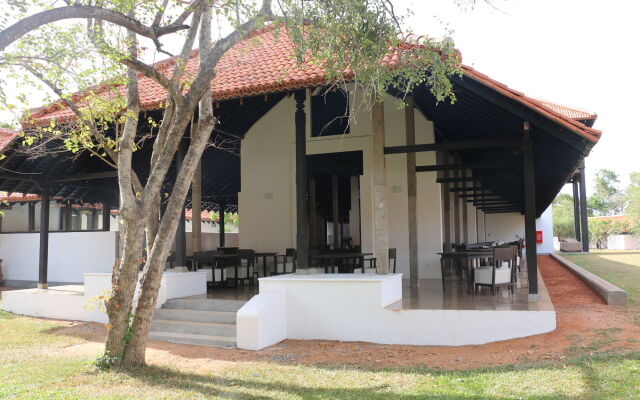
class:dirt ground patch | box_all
[43,255,640,370]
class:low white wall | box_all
[2,271,207,323]
[236,274,555,350]
[0,231,117,283]
[236,290,287,350]
[607,234,640,250]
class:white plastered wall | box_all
[484,206,554,254]
[0,231,117,283]
[239,92,443,278]
[0,202,62,232]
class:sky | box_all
[1,0,637,196]
[396,0,640,195]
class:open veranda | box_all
[1,254,639,399]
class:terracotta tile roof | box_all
[0,128,18,153]
[589,215,630,223]
[460,65,601,143]
[0,192,102,210]
[535,99,597,121]
[23,26,600,144]
[185,209,217,222]
[0,192,40,202]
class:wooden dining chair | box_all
[367,248,397,273]
[276,248,297,275]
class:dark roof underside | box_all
[0,78,594,216]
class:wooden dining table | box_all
[438,249,494,293]
[310,252,374,273]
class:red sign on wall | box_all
[536,230,543,243]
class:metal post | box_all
[294,90,309,269]
[522,122,538,300]
[572,180,581,241]
[38,188,50,289]
[578,161,589,252]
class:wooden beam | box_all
[219,202,226,248]
[572,180,581,241]
[54,170,118,182]
[384,137,521,154]
[417,161,515,172]
[458,194,505,199]
[522,122,538,299]
[450,186,483,192]
[102,201,111,231]
[331,174,340,249]
[453,160,461,245]
[28,201,35,232]
[174,144,187,268]
[405,97,418,288]
[440,148,452,251]
[578,161,589,252]
[372,99,389,274]
[64,201,72,231]
[294,90,309,268]
[461,170,469,243]
[308,179,317,248]
[436,176,521,184]
[38,188,50,289]
[191,160,202,253]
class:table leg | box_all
[467,257,473,294]
[262,255,267,278]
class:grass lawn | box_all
[1,310,639,399]
[563,250,640,306]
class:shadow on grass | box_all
[113,352,640,400]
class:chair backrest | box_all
[193,251,210,263]
[493,246,515,268]
[388,248,397,259]
[389,248,397,273]
[285,248,296,259]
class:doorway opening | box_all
[307,151,363,250]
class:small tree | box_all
[0,0,461,367]
[588,169,625,216]
[551,193,575,239]
[625,172,640,234]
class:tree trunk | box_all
[104,220,145,357]
[121,115,214,366]
[121,8,216,366]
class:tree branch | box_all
[0,5,189,51]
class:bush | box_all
[92,351,119,371]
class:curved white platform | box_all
[237,273,556,350]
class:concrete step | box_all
[151,319,236,337]
[162,298,246,312]
[153,308,236,324]
[148,331,236,348]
